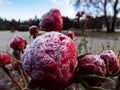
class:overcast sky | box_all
[0,0,76,21]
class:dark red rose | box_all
[13,50,21,60]
[39,9,63,32]
[86,14,93,19]
[10,35,25,50]
[74,18,79,24]
[0,53,11,65]
[81,11,85,15]
[29,25,39,36]
[100,50,120,76]
[22,31,77,90]
[76,11,85,18]
[13,61,21,70]
[67,31,75,39]
[76,54,106,87]
[76,11,82,17]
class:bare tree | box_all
[72,0,120,32]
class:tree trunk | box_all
[111,0,118,32]
[103,0,111,32]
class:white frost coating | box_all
[40,9,60,25]
[100,50,117,59]
[82,55,105,67]
[22,31,77,81]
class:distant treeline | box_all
[0,16,103,31]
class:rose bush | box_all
[0,8,120,90]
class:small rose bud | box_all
[39,9,63,32]
[76,11,85,18]
[29,25,39,38]
[10,35,25,51]
[13,61,21,70]
[76,12,82,17]
[81,11,85,15]
[0,53,11,65]
[76,54,106,87]
[67,31,75,39]
[74,18,79,24]
[100,50,120,76]
[86,14,93,19]
[13,50,20,60]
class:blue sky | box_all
[0,0,76,21]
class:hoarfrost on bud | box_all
[39,9,63,32]
[0,53,11,65]
[29,25,39,36]
[22,31,77,90]
[10,35,25,50]
[77,54,106,87]
[100,50,120,75]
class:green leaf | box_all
[77,74,106,79]
[112,47,117,55]
[81,81,106,90]
[88,86,107,90]
[28,35,32,39]
[101,43,105,51]
[109,69,120,77]
[118,50,120,56]
[28,79,40,89]
[105,60,112,76]
[75,73,107,83]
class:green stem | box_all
[82,19,88,53]
[21,68,29,84]
[19,69,26,87]
[115,75,120,90]
[2,66,23,90]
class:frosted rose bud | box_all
[76,11,82,17]
[74,18,79,24]
[39,9,63,32]
[77,55,106,87]
[67,31,75,39]
[0,53,11,65]
[76,11,85,18]
[81,11,85,15]
[22,31,77,90]
[86,14,93,19]
[100,50,120,75]
[13,61,21,70]
[29,25,39,36]
[10,35,25,50]
[13,50,20,60]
